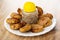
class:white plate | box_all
[4,13,56,36]
[4,0,56,36]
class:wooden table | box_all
[0,0,60,40]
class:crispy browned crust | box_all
[40,13,53,19]
[36,6,43,17]
[17,8,22,16]
[10,13,22,19]
[6,18,19,24]
[38,17,52,28]
[31,24,43,33]
[10,23,22,30]
[19,24,31,32]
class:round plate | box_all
[4,0,56,36]
[4,13,56,36]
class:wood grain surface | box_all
[0,0,60,40]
